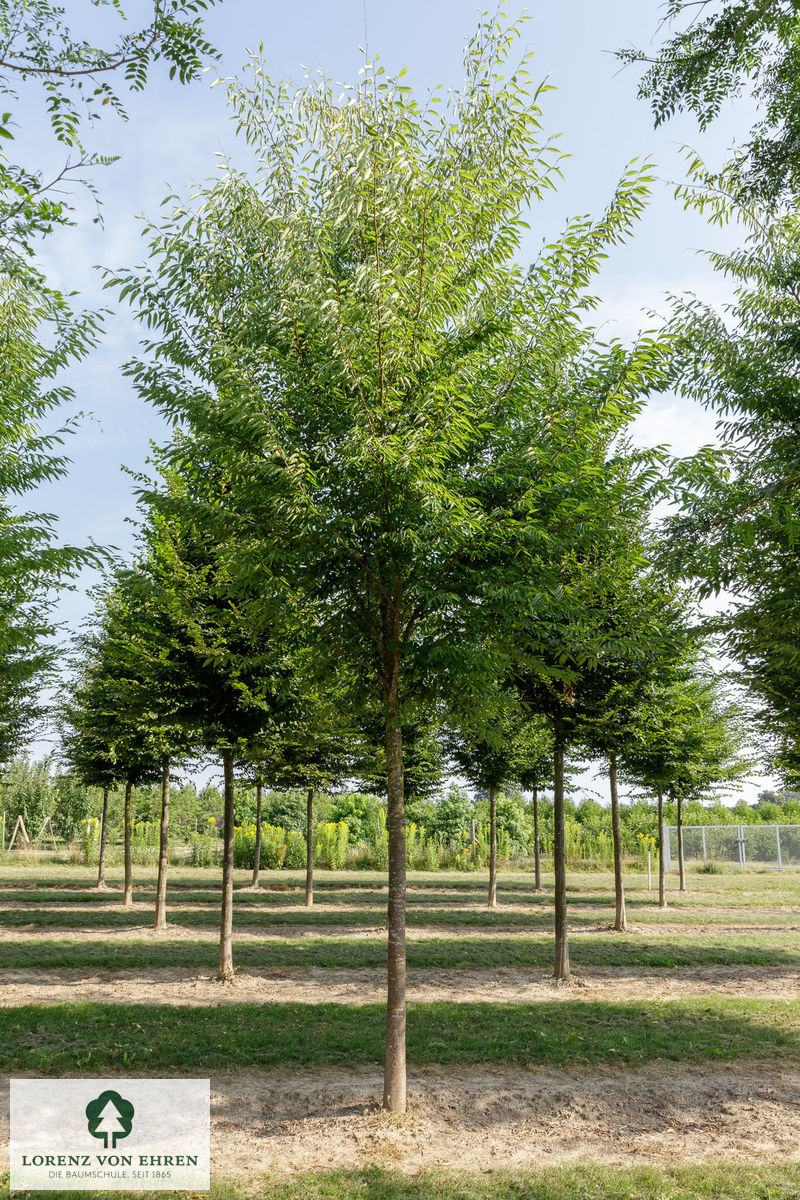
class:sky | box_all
[14,0,774,799]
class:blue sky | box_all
[18,1,772,797]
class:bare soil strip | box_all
[1,1060,798,1176]
[1,964,800,1007]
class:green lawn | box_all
[1,996,798,1072]
[4,1163,800,1200]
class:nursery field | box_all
[3,864,800,1198]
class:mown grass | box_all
[3,930,800,972]
[1,996,799,1072]
[5,1163,800,1200]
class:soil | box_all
[1,964,800,1007]
[1,1060,799,1176]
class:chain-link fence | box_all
[664,823,800,870]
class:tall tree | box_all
[112,15,662,1109]
[620,0,800,205]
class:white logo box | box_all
[11,1078,210,1191]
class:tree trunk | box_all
[677,791,687,892]
[532,785,542,893]
[657,781,667,910]
[488,783,498,908]
[96,788,109,890]
[305,786,314,907]
[552,721,569,981]
[154,755,170,931]
[218,752,235,981]
[252,783,262,890]
[382,680,406,1114]
[609,751,627,932]
[122,779,133,909]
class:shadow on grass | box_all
[2,933,800,972]
[0,996,798,1073]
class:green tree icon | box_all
[85,1090,135,1149]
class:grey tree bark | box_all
[552,721,569,981]
[96,787,109,890]
[154,755,170,931]
[382,650,406,1113]
[218,752,235,981]
[488,782,497,908]
[252,783,262,890]
[609,752,627,932]
[122,779,133,909]
[532,785,542,893]
[657,781,667,910]
[677,790,687,892]
[305,786,314,908]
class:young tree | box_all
[623,662,750,903]
[515,722,553,894]
[445,693,526,908]
[112,16,662,1109]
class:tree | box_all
[0,0,219,278]
[1,283,104,770]
[662,184,800,789]
[445,692,525,908]
[621,0,800,205]
[623,661,750,903]
[112,14,662,1110]
[516,720,553,894]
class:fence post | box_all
[776,824,783,871]
[737,825,746,871]
[1,811,4,852]
[662,822,671,872]
[647,850,651,891]
[701,827,707,865]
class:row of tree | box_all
[2,1,800,1116]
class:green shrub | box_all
[698,859,724,874]
[315,821,349,869]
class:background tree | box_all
[1,0,220,278]
[621,0,800,206]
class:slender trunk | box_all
[657,782,667,910]
[252,783,262,890]
[122,779,133,908]
[552,721,569,981]
[488,783,497,908]
[218,752,235,981]
[382,679,406,1114]
[96,788,109,890]
[609,752,626,932]
[532,785,542,893]
[154,755,170,931]
[677,791,687,892]
[305,786,314,908]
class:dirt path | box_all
[1,964,800,1007]
[1,1060,798,1176]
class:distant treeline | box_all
[2,757,798,868]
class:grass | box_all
[3,930,800,971]
[1,996,799,1072]
[5,1163,800,1200]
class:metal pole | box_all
[647,850,652,891]
[701,827,707,865]
[738,824,746,871]
[1,811,5,852]
[663,822,671,872]
[776,824,783,871]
